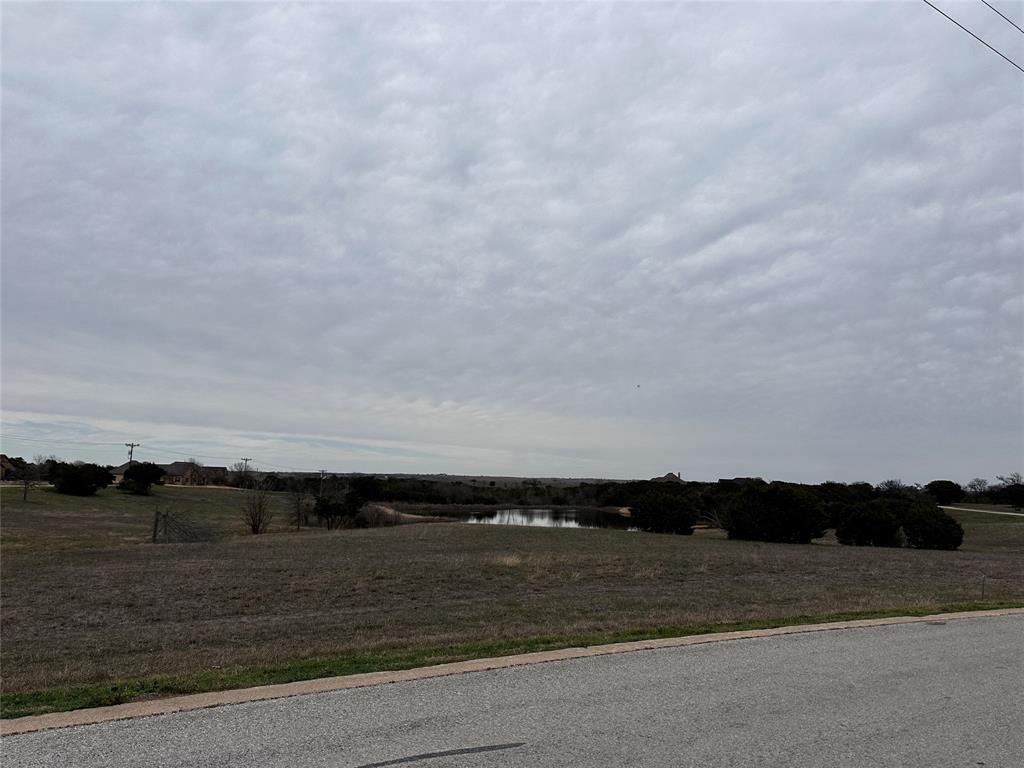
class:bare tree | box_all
[19,474,34,500]
[876,478,913,497]
[184,457,204,486]
[22,454,52,501]
[995,472,1023,488]
[229,460,252,488]
[21,459,38,501]
[966,478,989,496]
[287,479,308,530]
[243,480,274,534]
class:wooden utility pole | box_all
[319,469,327,498]
[125,442,140,468]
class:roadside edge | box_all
[3,607,1021,736]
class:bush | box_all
[815,481,876,527]
[991,483,1024,510]
[119,462,165,495]
[51,462,113,496]
[835,500,903,547]
[314,489,365,529]
[923,480,964,505]
[242,482,274,534]
[722,482,826,544]
[349,475,384,501]
[358,505,400,528]
[630,491,698,535]
[902,504,964,550]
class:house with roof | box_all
[111,461,228,486]
[175,462,227,485]
[0,454,18,481]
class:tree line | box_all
[6,454,1020,550]
[248,471,1024,550]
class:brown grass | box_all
[2,486,1022,694]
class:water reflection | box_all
[463,508,633,530]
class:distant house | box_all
[161,462,228,486]
[0,454,17,481]
[200,466,228,485]
[650,472,684,483]
[162,462,199,485]
[111,463,133,484]
[111,461,228,486]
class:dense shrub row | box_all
[719,482,826,544]
[50,462,113,496]
[902,505,965,550]
[609,477,964,550]
[629,490,699,534]
[8,450,1000,550]
[832,499,963,550]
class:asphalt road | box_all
[941,505,1024,518]
[4,615,1022,767]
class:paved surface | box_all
[4,615,1022,767]
[11,610,1017,735]
[941,505,1024,518]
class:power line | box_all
[2,430,318,460]
[1,432,328,475]
[1,434,239,463]
[920,0,1024,73]
[133,446,238,462]
[1,433,126,447]
[981,0,1024,36]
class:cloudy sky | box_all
[2,2,1022,483]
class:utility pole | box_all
[319,469,327,498]
[125,442,140,468]
[239,457,254,489]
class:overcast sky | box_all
[2,2,1022,483]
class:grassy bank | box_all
[0,484,292,549]
[3,601,1019,720]
[2,486,1023,717]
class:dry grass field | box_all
[2,485,1022,716]
[1,484,294,549]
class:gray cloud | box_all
[2,2,1022,482]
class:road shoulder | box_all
[3,607,1021,737]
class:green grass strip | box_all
[3,600,1021,720]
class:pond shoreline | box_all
[389,503,633,529]
[390,502,627,516]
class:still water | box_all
[461,507,633,529]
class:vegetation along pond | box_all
[460,507,634,529]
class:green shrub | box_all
[923,480,964,505]
[992,483,1024,510]
[722,482,826,544]
[118,462,165,496]
[630,491,698,535]
[835,500,903,547]
[51,462,113,496]
[314,489,366,529]
[902,504,964,550]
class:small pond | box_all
[459,507,634,530]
